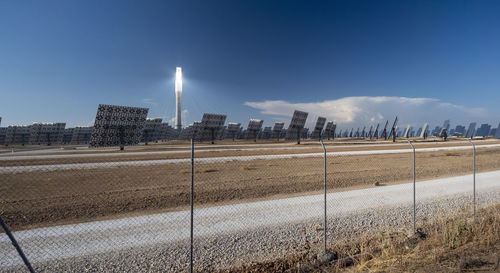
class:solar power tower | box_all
[174,67,183,131]
[420,123,429,139]
[90,104,148,150]
[285,110,308,144]
[226,122,241,141]
[196,114,227,144]
[272,122,285,141]
[311,116,326,139]
[465,122,477,139]
[495,123,500,139]
[245,119,264,142]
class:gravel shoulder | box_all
[3,171,499,272]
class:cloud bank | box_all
[244,96,487,128]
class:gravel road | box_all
[2,170,499,272]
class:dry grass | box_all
[349,205,500,272]
[228,204,500,272]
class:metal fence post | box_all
[0,215,36,273]
[408,140,416,234]
[320,138,327,253]
[190,138,194,273]
[468,140,476,222]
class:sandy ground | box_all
[1,142,499,231]
[1,137,495,157]
[0,140,497,167]
[2,171,500,271]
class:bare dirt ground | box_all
[1,143,500,231]
[0,140,496,167]
[1,137,495,157]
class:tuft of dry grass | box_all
[227,204,500,273]
[349,204,500,272]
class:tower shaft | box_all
[175,92,182,131]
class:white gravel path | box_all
[1,143,499,174]
[2,170,499,272]
[1,140,493,160]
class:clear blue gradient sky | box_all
[1,0,499,129]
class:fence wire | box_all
[0,138,499,272]
[0,146,192,272]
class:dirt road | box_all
[1,144,499,230]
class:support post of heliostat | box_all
[320,137,327,254]
[468,140,477,222]
[408,140,416,234]
[190,138,195,273]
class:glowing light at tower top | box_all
[175,67,182,94]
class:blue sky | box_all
[1,0,499,130]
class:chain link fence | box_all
[1,139,499,272]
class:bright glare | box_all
[175,67,182,93]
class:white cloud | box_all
[244,96,488,128]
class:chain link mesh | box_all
[1,138,499,272]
